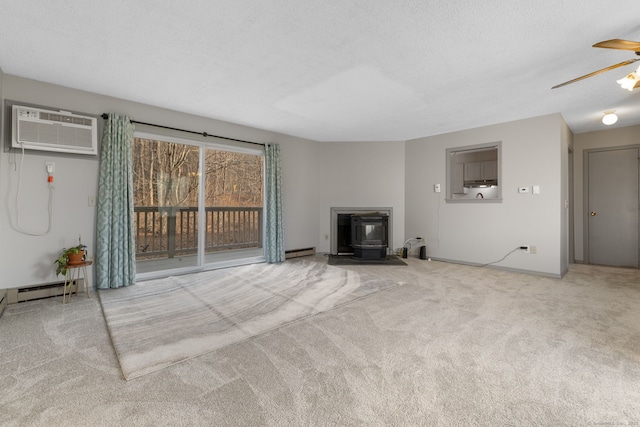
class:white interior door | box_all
[587,147,639,268]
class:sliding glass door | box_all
[132,133,264,277]
[202,147,264,266]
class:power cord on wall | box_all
[403,237,423,252]
[478,247,525,267]
[12,144,54,236]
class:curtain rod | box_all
[101,113,265,147]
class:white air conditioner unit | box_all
[12,105,98,155]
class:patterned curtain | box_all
[96,114,136,289]
[264,143,285,263]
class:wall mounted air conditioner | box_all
[12,104,98,155]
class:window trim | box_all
[445,141,502,203]
[134,130,264,157]
[132,130,265,281]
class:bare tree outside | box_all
[133,138,264,261]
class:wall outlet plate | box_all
[518,187,530,193]
[45,161,55,173]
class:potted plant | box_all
[55,244,87,277]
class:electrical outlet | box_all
[530,245,537,254]
[88,196,96,207]
[434,183,441,193]
[45,161,55,173]
[521,245,530,253]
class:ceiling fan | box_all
[552,39,640,89]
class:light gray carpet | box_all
[99,259,401,379]
[1,257,639,426]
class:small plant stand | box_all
[62,261,93,304]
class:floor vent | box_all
[285,247,316,259]
[7,280,81,304]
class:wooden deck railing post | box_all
[167,207,177,258]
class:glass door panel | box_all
[203,148,264,265]
[133,137,201,274]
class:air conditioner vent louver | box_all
[12,105,98,155]
[38,111,93,126]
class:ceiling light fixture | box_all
[617,65,640,91]
[602,111,618,125]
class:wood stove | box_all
[330,207,393,257]
[351,213,389,260]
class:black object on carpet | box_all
[327,254,407,266]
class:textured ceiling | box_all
[1,1,640,142]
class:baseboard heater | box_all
[7,280,82,304]
[285,247,316,259]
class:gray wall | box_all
[314,140,406,254]
[0,75,319,288]
[572,124,640,262]
[2,72,612,287]
[405,114,568,277]
[0,75,408,289]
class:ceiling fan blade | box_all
[552,58,640,89]
[593,39,640,51]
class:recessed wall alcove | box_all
[330,207,393,255]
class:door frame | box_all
[132,131,266,281]
[583,143,640,266]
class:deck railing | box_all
[134,206,263,259]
